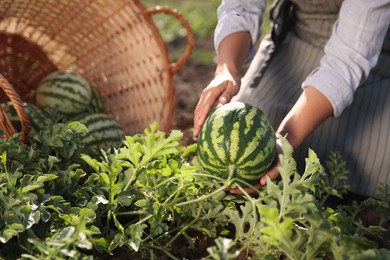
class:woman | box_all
[193,0,390,197]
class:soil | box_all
[169,37,215,146]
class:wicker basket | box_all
[0,0,194,142]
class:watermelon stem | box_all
[228,165,236,181]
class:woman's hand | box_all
[193,64,241,139]
[230,86,334,195]
[193,31,252,139]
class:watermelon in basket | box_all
[0,0,194,142]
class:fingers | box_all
[218,83,239,105]
[193,77,240,139]
[193,87,224,139]
[229,182,262,194]
[228,172,272,195]
[260,163,280,185]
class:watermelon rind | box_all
[35,70,93,114]
[75,113,124,149]
[197,102,276,183]
[1,101,48,132]
[87,85,105,113]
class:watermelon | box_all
[196,102,276,183]
[35,70,93,114]
[1,101,47,132]
[87,85,105,113]
[75,113,124,149]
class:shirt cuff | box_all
[302,67,354,117]
[214,10,263,60]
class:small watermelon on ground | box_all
[35,70,93,114]
[87,85,105,113]
[75,113,124,149]
[196,101,276,183]
[1,101,48,132]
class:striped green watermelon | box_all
[75,113,124,149]
[1,101,48,132]
[197,102,276,183]
[87,85,105,113]
[35,70,92,114]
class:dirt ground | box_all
[170,37,215,146]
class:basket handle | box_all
[144,6,195,74]
[0,74,31,143]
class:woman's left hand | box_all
[229,86,334,195]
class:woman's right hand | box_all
[193,63,241,139]
[193,31,252,139]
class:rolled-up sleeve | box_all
[302,0,390,117]
[214,0,266,57]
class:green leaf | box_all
[116,191,134,206]
[22,174,58,193]
[40,208,51,222]
[8,223,25,232]
[135,199,148,208]
[125,223,147,252]
[92,237,107,253]
[94,195,109,205]
[76,232,93,250]
[81,154,100,172]
[66,121,88,135]
[119,136,143,168]
[0,226,21,243]
[0,151,6,165]
[219,201,259,241]
[259,206,302,260]
[108,233,127,252]
[181,143,197,158]
[26,237,49,255]
[99,173,110,186]
[87,225,101,235]
[206,237,238,260]
[58,226,76,241]
[79,208,96,223]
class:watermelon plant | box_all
[35,70,93,114]
[197,102,276,183]
[0,121,389,259]
[87,85,106,113]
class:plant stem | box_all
[228,164,236,180]
[165,207,202,248]
[152,172,226,190]
[115,210,147,217]
[123,167,136,191]
[174,180,232,208]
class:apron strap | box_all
[270,0,296,45]
[249,0,296,88]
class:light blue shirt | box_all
[216,0,390,116]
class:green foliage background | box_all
[141,0,273,65]
[142,0,220,40]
